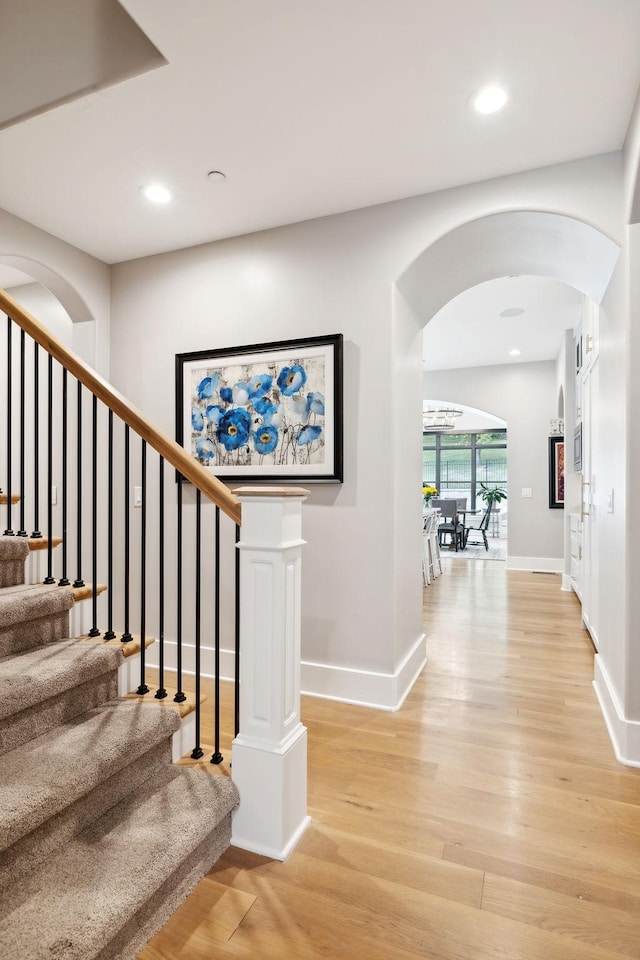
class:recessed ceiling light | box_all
[509,349,521,356]
[500,307,525,318]
[472,85,508,115]
[207,170,227,183]
[141,183,172,204]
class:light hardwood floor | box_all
[139,560,640,960]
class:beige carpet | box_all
[0,535,239,959]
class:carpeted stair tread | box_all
[0,583,73,629]
[0,767,239,960]
[0,637,123,722]
[0,536,30,561]
[0,700,181,853]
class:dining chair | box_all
[431,499,464,551]
[462,503,493,550]
[422,510,442,584]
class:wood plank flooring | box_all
[139,560,640,960]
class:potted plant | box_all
[478,483,507,510]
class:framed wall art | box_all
[176,334,343,482]
[549,436,565,509]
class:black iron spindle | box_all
[4,317,13,536]
[31,342,42,538]
[174,478,186,703]
[17,330,26,537]
[234,522,240,738]
[121,424,132,643]
[43,354,55,584]
[155,456,167,699]
[211,504,223,765]
[72,380,84,587]
[191,490,203,759]
[103,411,116,638]
[58,369,70,586]
[136,440,149,694]
[88,395,100,637]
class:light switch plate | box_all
[134,486,142,507]
[521,487,532,498]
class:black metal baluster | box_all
[31,342,42,538]
[234,522,240,738]
[211,505,223,764]
[17,330,26,537]
[121,425,132,643]
[137,440,149,694]
[155,456,167,699]
[4,317,13,535]
[88,395,100,637]
[43,354,55,584]
[103,411,116,639]
[58,369,70,586]
[191,490,203,758]
[72,380,84,587]
[174,478,186,703]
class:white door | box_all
[581,354,599,647]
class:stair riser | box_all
[0,609,70,658]
[96,818,233,960]
[0,559,25,589]
[0,671,118,757]
[0,739,174,894]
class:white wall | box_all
[0,207,110,373]
[109,153,623,709]
[424,361,563,566]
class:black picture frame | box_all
[549,436,565,509]
[176,334,343,482]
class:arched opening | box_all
[0,257,97,367]
[395,209,619,580]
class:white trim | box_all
[561,573,573,591]
[301,634,427,711]
[593,655,640,767]
[505,556,563,573]
[146,635,428,712]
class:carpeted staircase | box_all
[0,535,239,959]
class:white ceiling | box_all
[0,0,639,267]
[0,1,637,371]
[423,276,583,371]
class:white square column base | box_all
[231,723,310,861]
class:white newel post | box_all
[230,486,310,860]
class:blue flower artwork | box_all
[185,341,334,474]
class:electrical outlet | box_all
[134,486,142,507]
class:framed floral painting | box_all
[176,334,343,482]
[548,436,564,509]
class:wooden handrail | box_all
[0,289,242,526]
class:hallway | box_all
[141,562,640,960]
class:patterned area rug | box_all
[442,537,507,561]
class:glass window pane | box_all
[477,446,508,492]
[440,433,472,448]
[423,448,436,486]
[439,447,472,500]
[476,430,507,445]
[422,432,436,447]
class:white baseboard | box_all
[561,573,573,591]
[593,655,640,767]
[505,556,563,573]
[144,640,236,683]
[146,635,428,712]
[300,633,427,711]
